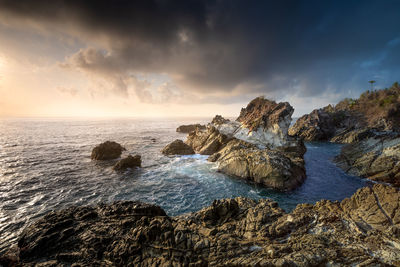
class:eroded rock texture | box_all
[5,184,400,266]
[335,133,400,187]
[212,97,294,148]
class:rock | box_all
[211,115,230,125]
[235,97,294,147]
[209,97,295,148]
[161,139,195,155]
[334,133,400,187]
[185,126,229,155]
[113,155,141,171]
[210,139,306,190]
[330,128,376,143]
[91,141,125,160]
[176,124,206,133]
[9,184,400,266]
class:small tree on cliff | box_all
[368,80,376,90]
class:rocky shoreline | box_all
[2,184,399,266]
[2,87,400,266]
[289,83,400,188]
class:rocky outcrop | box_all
[91,141,125,160]
[289,83,400,142]
[335,133,400,187]
[161,139,195,155]
[176,124,206,133]
[208,138,306,190]
[113,155,141,171]
[185,126,306,190]
[211,97,295,148]
[6,184,400,266]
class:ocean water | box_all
[0,118,369,253]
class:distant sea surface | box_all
[0,118,369,253]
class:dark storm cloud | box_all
[0,0,399,102]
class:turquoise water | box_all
[0,118,369,252]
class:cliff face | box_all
[6,184,400,266]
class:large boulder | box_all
[208,138,306,190]
[113,155,141,171]
[161,139,195,155]
[91,141,125,160]
[8,184,400,266]
[176,124,206,133]
[334,133,400,187]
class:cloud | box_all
[0,0,400,106]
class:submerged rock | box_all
[113,155,141,171]
[91,141,125,160]
[335,133,400,187]
[8,184,400,266]
[176,124,206,133]
[161,139,195,155]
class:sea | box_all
[0,117,370,253]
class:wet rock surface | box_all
[5,184,400,266]
[176,124,206,133]
[91,141,125,160]
[113,155,142,171]
[335,133,400,187]
[161,139,195,155]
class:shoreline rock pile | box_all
[3,184,400,266]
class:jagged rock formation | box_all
[212,97,294,148]
[161,139,195,155]
[113,155,142,171]
[184,125,306,190]
[185,126,230,155]
[163,97,307,191]
[176,124,206,133]
[289,82,400,142]
[91,141,125,160]
[335,133,400,187]
[4,184,400,266]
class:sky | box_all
[0,0,399,118]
